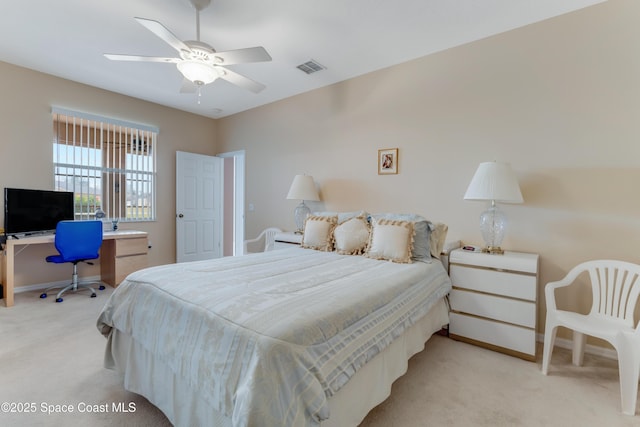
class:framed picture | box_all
[378,148,398,175]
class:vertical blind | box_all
[52,107,157,222]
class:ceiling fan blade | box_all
[104,54,180,63]
[179,78,198,93]
[219,68,266,93]
[213,47,272,65]
[134,17,191,54]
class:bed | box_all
[97,213,452,427]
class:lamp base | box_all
[482,246,504,255]
[479,203,507,256]
[294,202,311,233]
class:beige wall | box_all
[2,1,639,348]
[217,0,640,343]
[0,61,218,287]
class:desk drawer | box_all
[100,236,149,287]
[114,254,148,284]
[115,237,148,256]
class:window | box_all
[52,107,157,222]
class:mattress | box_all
[98,247,451,426]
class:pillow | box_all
[430,222,449,259]
[365,218,414,263]
[313,211,368,224]
[371,213,431,262]
[301,215,337,251]
[333,216,370,255]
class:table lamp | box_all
[464,161,523,254]
[286,174,320,233]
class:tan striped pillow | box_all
[365,218,414,263]
[301,215,337,251]
[333,216,371,255]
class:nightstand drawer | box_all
[449,289,535,328]
[450,264,536,301]
[449,250,538,273]
[274,232,302,250]
[450,312,536,357]
[273,241,300,250]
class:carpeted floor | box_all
[0,287,637,427]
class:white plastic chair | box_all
[243,227,282,254]
[542,260,640,415]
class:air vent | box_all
[296,60,326,75]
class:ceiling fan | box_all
[104,0,271,95]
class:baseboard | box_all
[12,276,104,294]
[536,332,617,361]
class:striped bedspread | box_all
[97,247,451,426]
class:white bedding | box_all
[97,248,451,427]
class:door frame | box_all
[217,150,245,256]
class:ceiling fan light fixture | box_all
[177,60,218,85]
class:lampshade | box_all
[464,162,523,203]
[287,175,320,233]
[464,162,523,254]
[176,60,219,85]
[286,175,320,202]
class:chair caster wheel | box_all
[91,293,97,298]
[99,285,105,291]
[40,293,47,299]
[56,298,63,303]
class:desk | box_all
[1,230,148,307]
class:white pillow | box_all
[301,215,337,251]
[333,216,370,255]
[365,218,414,263]
[371,213,431,262]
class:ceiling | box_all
[0,0,604,119]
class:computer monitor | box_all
[4,188,75,236]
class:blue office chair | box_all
[40,220,105,303]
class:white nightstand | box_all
[273,231,303,250]
[448,248,539,361]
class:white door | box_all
[176,151,223,263]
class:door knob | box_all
[178,213,184,218]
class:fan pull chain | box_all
[197,85,202,104]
